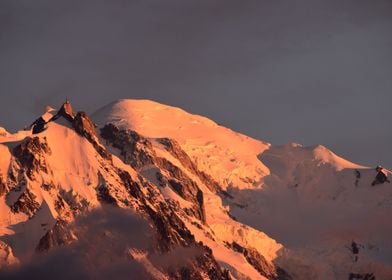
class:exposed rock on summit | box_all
[56,99,75,122]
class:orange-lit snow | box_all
[93,99,271,190]
[93,99,392,278]
[0,99,391,278]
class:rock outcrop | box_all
[101,124,207,223]
[372,166,390,186]
[231,242,291,280]
[56,99,75,122]
[73,111,112,161]
[12,136,51,180]
[10,188,40,218]
[36,220,75,252]
[101,123,155,168]
[0,241,18,267]
[157,138,221,193]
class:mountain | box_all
[0,99,391,279]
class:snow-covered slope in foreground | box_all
[93,99,392,279]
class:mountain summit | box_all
[0,99,391,279]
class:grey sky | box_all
[0,0,391,168]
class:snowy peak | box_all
[93,99,367,190]
[259,143,364,183]
[93,99,220,132]
[93,99,271,190]
[0,100,290,279]
[311,144,364,170]
[92,99,392,278]
[0,99,390,279]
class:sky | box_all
[0,0,391,168]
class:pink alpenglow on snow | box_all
[0,99,390,279]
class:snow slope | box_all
[0,99,391,279]
[0,122,102,259]
[231,144,392,279]
[94,99,392,279]
[93,99,270,190]
[0,102,287,279]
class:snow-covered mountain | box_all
[0,99,391,279]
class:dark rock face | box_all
[101,124,207,224]
[117,170,146,203]
[157,138,196,171]
[12,137,51,180]
[41,181,56,191]
[101,123,155,169]
[7,168,16,186]
[158,138,221,193]
[354,170,361,187]
[115,166,229,279]
[117,169,195,251]
[30,117,48,134]
[168,178,206,223]
[36,220,75,252]
[156,158,207,223]
[73,112,112,161]
[97,180,117,206]
[372,170,390,186]
[10,188,40,218]
[144,205,230,279]
[168,245,232,280]
[54,195,66,214]
[231,242,291,280]
[111,166,228,278]
[59,189,90,215]
[144,203,194,252]
[73,112,97,140]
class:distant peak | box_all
[313,144,329,152]
[287,142,303,148]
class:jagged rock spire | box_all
[57,98,75,122]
